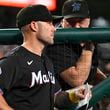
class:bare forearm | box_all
[0,95,14,110]
[60,43,95,87]
[76,50,93,83]
[62,50,93,87]
[72,42,95,85]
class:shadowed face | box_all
[61,17,90,28]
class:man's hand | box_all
[83,41,95,52]
[66,84,92,103]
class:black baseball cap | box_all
[62,0,90,19]
[16,4,53,28]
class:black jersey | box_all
[0,46,60,110]
[46,43,97,90]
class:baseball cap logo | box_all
[72,2,81,12]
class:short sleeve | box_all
[0,57,19,92]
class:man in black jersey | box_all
[46,0,106,90]
[46,0,106,109]
[0,4,92,110]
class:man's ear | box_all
[30,21,38,32]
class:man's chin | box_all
[47,41,54,45]
[43,41,54,46]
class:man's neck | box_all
[22,42,44,56]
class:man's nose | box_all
[74,23,80,28]
[53,25,56,32]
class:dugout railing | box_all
[0,28,110,109]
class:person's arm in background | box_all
[91,44,108,85]
[92,68,107,85]
[60,42,95,87]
